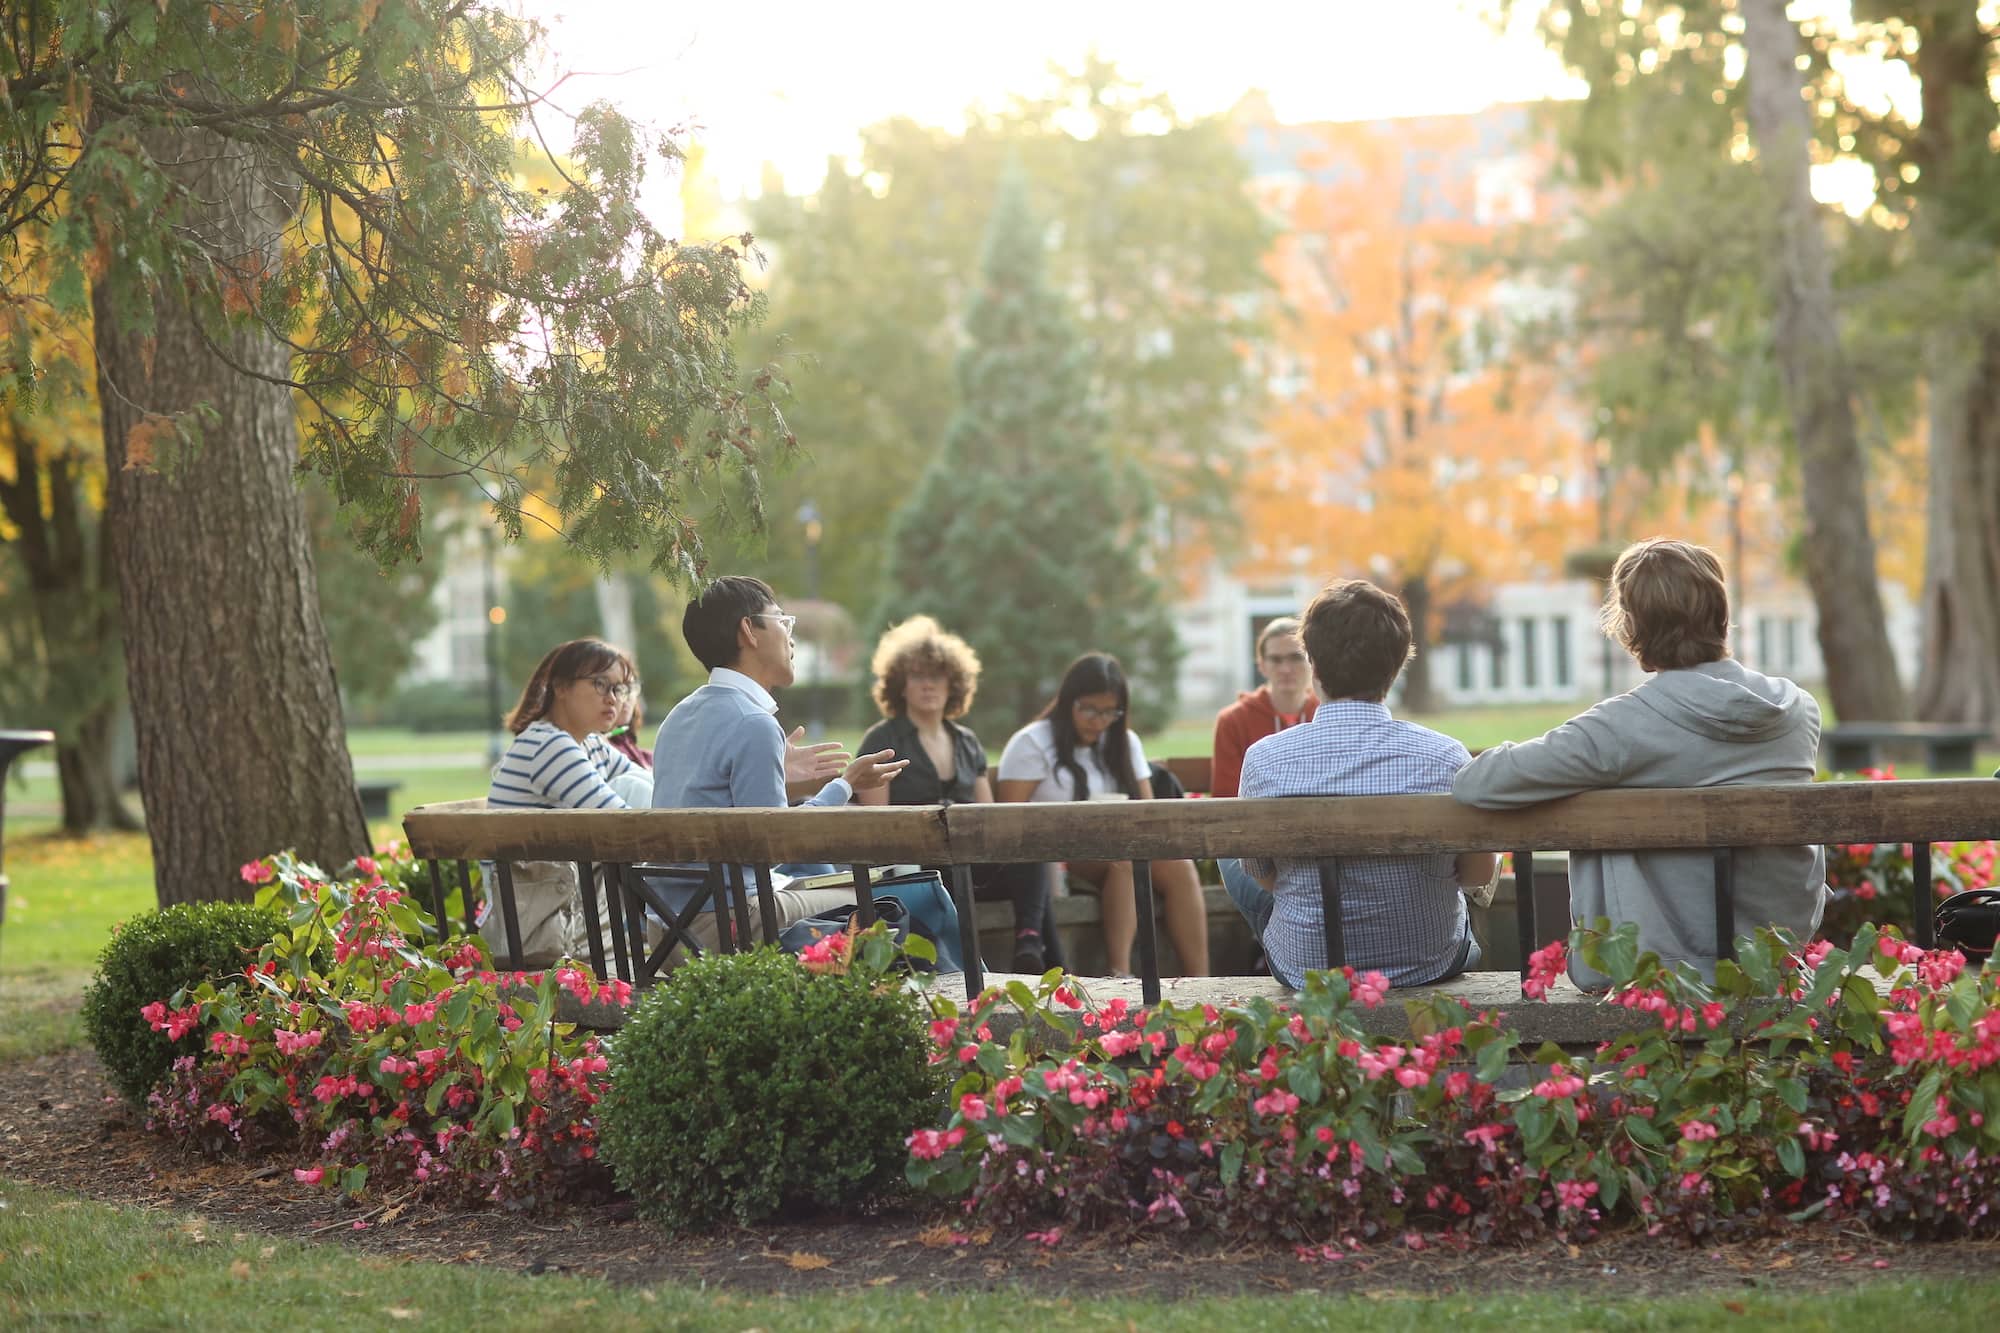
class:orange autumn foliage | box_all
[1244,115,1586,636]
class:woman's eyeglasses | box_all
[1074,704,1125,724]
[583,675,635,702]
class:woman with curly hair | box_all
[856,615,1061,973]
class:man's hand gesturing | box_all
[784,725,849,786]
[843,748,910,792]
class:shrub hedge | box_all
[600,937,941,1230]
[81,901,287,1105]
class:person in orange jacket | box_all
[1212,617,1318,799]
[1213,617,1318,944]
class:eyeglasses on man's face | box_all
[582,675,635,702]
[1073,704,1125,725]
[751,611,797,639]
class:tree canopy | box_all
[2,0,788,580]
[733,58,1274,613]
[875,171,1181,730]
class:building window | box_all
[1783,618,1801,673]
[449,632,487,683]
[1756,617,1773,670]
[1456,643,1473,692]
[1489,635,1506,691]
[1519,618,1539,690]
[1552,615,1572,689]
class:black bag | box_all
[1936,888,2000,961]
[1148,760,1187,800]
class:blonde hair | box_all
[869,615,981,718]
[1600,538,1731,672]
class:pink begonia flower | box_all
[1680,1120,1720,1142]
[959,1094,989,1123]
[1098,1028,1141,1058]
[293,1166,325,1184]
[1351,971,1389,1009]
[240,860,275,885]
[1522,939,1567,1000]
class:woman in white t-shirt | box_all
[995,653,1210,977]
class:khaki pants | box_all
[659,884,863,970]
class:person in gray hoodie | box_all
[1452,538,1827,987]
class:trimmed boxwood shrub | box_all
[82,901,285,1105]
[600,946,940,1230]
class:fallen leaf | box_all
[229,1260,252,1280]
[384,1308,418,1321]
[1566,1244,1581,1259]
[379,1205,404,1225]
[1767,1254,1795,1270]
[260,1247,276,1260]
[868,1276,897,1287]
[784,1251,831,1272]
[916,1223,961,1249]
[969,1226,994,1246]
[1724,1301,1747,1315]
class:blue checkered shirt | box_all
[1239,700,1476,987]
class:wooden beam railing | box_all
[402,779,2000,1004]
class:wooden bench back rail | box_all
[401,780,2000,1004]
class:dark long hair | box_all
[504,638,631,734]
[1037,653,1138,800]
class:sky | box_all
[511,1,1924,229]
[514,0,1584,214]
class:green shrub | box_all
[600,945,940,1230]
[82,901,285,1105]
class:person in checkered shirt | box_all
[1238,580,1499,988]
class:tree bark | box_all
[1740,0,1909,721]
[94,124,367,905]
[1914,329,2000,729]
[1399,573,1438,714]
[1901,4,2000,731]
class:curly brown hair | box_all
[869,615,981,719]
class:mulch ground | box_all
[4,1048,1999,1301]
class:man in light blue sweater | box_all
[650,576,908,952]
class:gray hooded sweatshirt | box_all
[1451,658,1827,988]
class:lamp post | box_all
[797,500,824,740]
[1593,420,1616,698]
[482,526,505,766]
[0,730,55,968]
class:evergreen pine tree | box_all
[875,172,1182,732]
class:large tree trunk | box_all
[1399,573,1438,714]
[1741,0,1909,722]
[1902,5,2000,731]
[94,124,366,905]
[1914,329,2000,728]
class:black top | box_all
[859,715,989,807]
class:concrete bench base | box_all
[975,864,1572,978]
[950,970,1620,1045]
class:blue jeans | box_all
[1220,858,1274,942]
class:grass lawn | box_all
[4,1181,1998,1331]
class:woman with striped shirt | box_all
[480,639,642,965]
[488,638,641,812]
